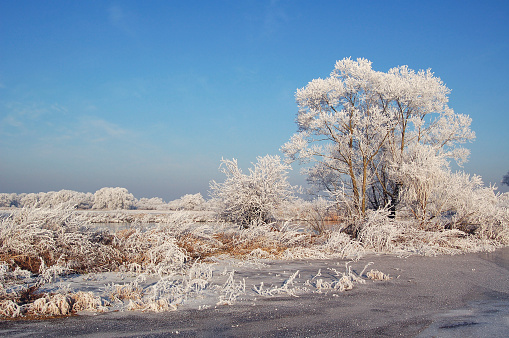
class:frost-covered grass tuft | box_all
[108,281,144,302]
[216,269,246,305]
[366,269,391,281]
[29,294,73,316]
[0,299,23,318]
[71,291,110,312]
[26,291,109,317]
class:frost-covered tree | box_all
[0,191,93,209]
[92,187,135,210]
[282,58,474,217]
[209,155,295,227]
[39,190,93,209]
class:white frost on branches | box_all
[92,187,135,210]
[282,57,475,216]
[209,155,296,227]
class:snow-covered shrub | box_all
[357,209,399,252]
[495,193,509,244]
[27,292,108,316]
[393,225,502,256]
[397,144,508,241]
[39,259,72,284]
[108,280,144,302]
[92,187,135,210]
[209,155,296,228]
[322,231,365,258]
[19,193,40,208]
[441,173,506,239]
[397,144,451,225]
[126,261,213,312]
[1,207,189,274]
[114,227,188,275]
[135,197,171,210]
[168,193,206,211]
[207,221,326,260]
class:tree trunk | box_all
[388,183,400,219]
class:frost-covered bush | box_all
[321,231,365,258]
[168,193,206,211]
[115,229,188,275]
[357,209,399,252]
[0,299,23,318]
[397,144,508,240]
[135,197,171,210]
[209,155,296,228]
[92,187,135,210]
[351,209,503,255]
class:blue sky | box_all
[1,0,508,201]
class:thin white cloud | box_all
[108,5,125,26]
[0,101,131,147]
[0,101,69,137]
[86,117,127,139]
[5,101,48,119]
[107,4,136,36]
[262,0,289,37]
[2,115,23,128]
[49,103,68,115]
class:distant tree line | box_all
[0,188,206,211]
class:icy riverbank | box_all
[1,248,508,337]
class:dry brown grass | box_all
[0,254,46,274]
[210,232,290,258]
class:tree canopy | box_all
[282,57,475,216]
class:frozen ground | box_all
[1,247,507,337]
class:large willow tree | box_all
[282,58,475,217]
